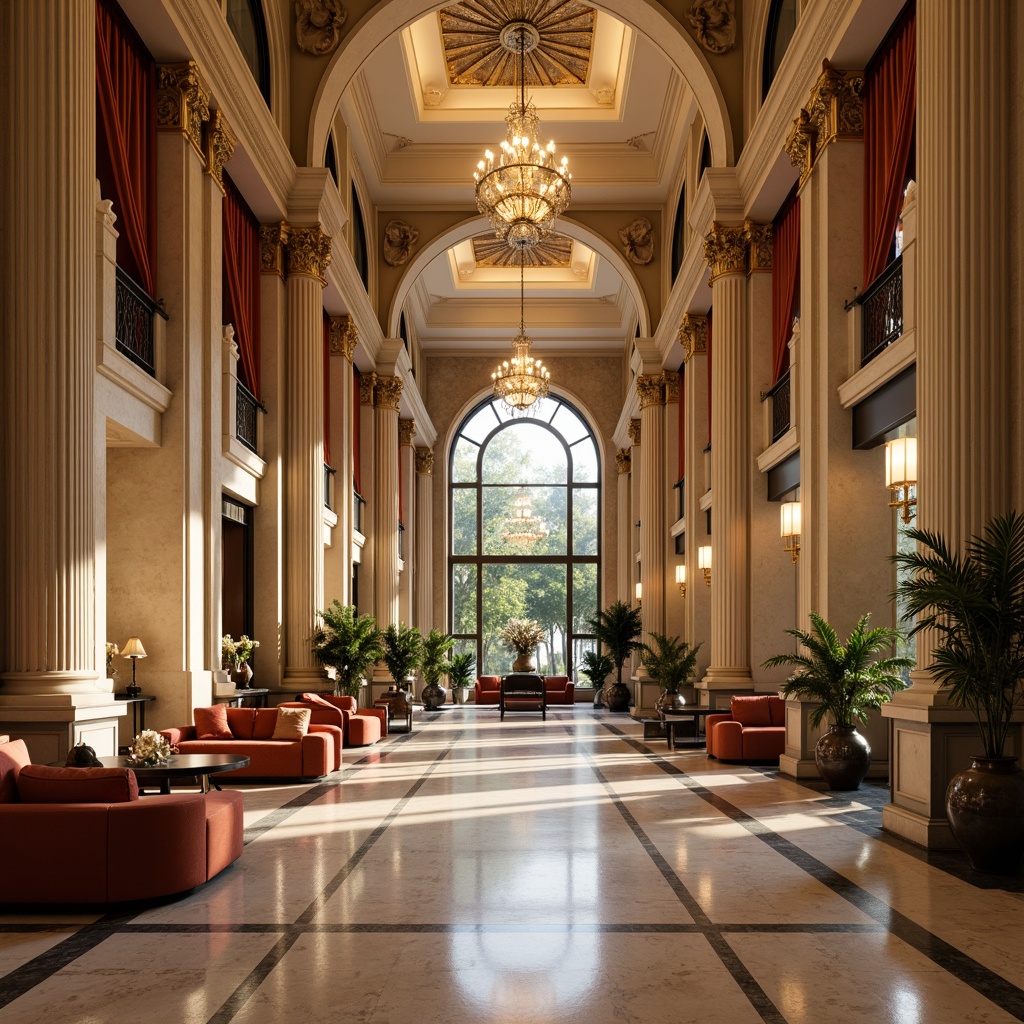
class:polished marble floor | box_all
[2,708,1024,1023]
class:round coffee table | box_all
[96,753,250,794]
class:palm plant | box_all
[447,652,475,689]
[579,650,614,690]
[421,629,456,687]
[639,633,702,693]
[310,601,383,697]
[762,612,913,728]
[380,622,423,689]
[895,511,1024,758]
[587,601,643,711]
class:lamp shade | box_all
[635,581,642,602]
[780,501,802,539]
[698,546,712,571]
[885,436,917,489]
[121,636,147,659]
[675,564,686,586]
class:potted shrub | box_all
[310,601,383,698]
[586,601,643,712]
[448,652,475,705]
[380,623,424,715]
[763,612,912,791]
[896,511,1024,873]
[639,633,702,718]
[499,618,545,673]
[579,650,614,708]
[420,628,455,710]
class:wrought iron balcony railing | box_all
[764,368,791,444]
[115,266,163,375]
[858,255,903,365]
[235,382,261,453]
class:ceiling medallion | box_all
[472,234,572,268]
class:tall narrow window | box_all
[351,184,369,289]
[325,133,339,188]
[762,0,797,101]
[670,184,687,281]
[226,0,271,105]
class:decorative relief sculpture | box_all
[688,0,737,55]
[383,220,419,267]
[295,0,347,56]
[619,217,655,265]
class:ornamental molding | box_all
[615,448,632,474]
[744,220,773,273]
[205,109,236,195]
[636,373,664,409]
[157,61,209,161]
[619,217,655,265]
[687,0,736,55]
[383,219,419,267]
[374,375,403,411]
[399,418,417,446]
[628,418,641,446]
[284,225,333,285]
[260,223,288,276]
[679,314,708,362]
[661,371,680,404]
[416,448,435,475]
[358,371,376,405]
[295,0,347,56]
[703,223,747,282]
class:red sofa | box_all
[475,675,575,705]
[0,738,243,904]
[706,696,786,761]
[160,707,341,781]
[281,693,387,746]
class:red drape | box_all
[222,175,262,398]
[353,369,362,496]
[322,312,331,468]
[863,5,916,288]
[771,193,800,383]
[678,369,685,480]
[706,314,713,443]
[95,0,156,296]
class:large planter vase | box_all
[421,682,447,710]
[512,653,537,672]
[603,681,631,712]
[452,687,469,705]
[814,725,871,791]
[946,756,1024,874]
[655,690,687,718]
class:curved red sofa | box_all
[706,696,786,761]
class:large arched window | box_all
[226,0,271,105]
[450,395,600,681]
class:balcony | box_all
[115,267,162,376]
[236,382,260,453]
[858,255,903,366]
[764,369,792,444]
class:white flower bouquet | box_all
[128,729,173,767]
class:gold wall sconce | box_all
[885,436,917,523]
[780,501,801,562]
[675,564,686,598]
[698,545,712,586]
[635,581,642,605]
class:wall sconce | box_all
[121,636,147,697]
[780,501,801,562]
[635,581,642,604]
[697,545,712,586]
[885,437,917,523]
[675,564,686,598]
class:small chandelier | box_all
[501,489,548,546]
[473,21,571,250]
[492,250,551,412]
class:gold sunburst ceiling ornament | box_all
[439,1,596,87]
[472,234,572,268]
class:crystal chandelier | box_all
[473,21,571,250]
[501,489,549,546]
[491,251,551,413]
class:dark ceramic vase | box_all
[946,756,1024,875]
[814,725,871,791]
[655,690,687,718]
[421,682,447,710]
[603,681,631,712]
[512,654,537,673]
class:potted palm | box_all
[448,652,475,704]
[310,601,383,698]
[579,650,614,708]
[763,612,912,791]
[639,633,702,718]
[380,622,423,716]
[420,628,455,710]
[587,601,643,712]
[896,511,1024,873]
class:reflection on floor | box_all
[2,708,1024,1023]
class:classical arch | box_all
[306,0,735,170]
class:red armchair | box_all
[284,693,387,746]
[706,696,786,762]
[474,676,501,704]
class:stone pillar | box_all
[627,418,642,685]
[398,418,417,629]
[701,224,753,692]
[883,3,1015,848]
[615,449,632,610]
[282,225,332,691]
[374,376,403,632]
[415,448,435,633]
[324,315,357,605]
[357,372,377,619]
[662,372,684,642]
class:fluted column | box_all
[325,315,357,605]
[636,374,666,645]
[1,2,96,694]
[702,225,752,689]
[398,418,416,628]
[282,226,332,689]
[415,448,435,632]
[615,449,632,609]
[374,376,403,631]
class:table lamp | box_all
[121,636,147,697]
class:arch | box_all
[384,214,653,342]
[306,0,734,171]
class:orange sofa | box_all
[0,738,243,904]
[160,707,341,781]
[475,675,575,705]
[706,696,786,762]
[281,693,387,746]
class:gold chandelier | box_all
[473,21,571,250]
[491,250,551,412]
[501,489,549,546]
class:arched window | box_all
[762,0,797,102]
[226,0,271,106]
[699,132,712,178]
[450,394,600,681]
[325,133,339,188]
[351,184,369,289]
[670,184,687,281]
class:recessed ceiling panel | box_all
[472,234,573,268]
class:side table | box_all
[114,694,156,738]
[374,699,414,734]
[214,688,270,708]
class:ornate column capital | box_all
[615,448,632,474]
[415,448,435,475]
[204,109,236,194]
[628,418,641,446]
[636,373,664,409]
[284,225,333,285]
[399,418,416,446]
[703,223,747,283]
[679,314,708,362]
[260,223,288,276]
[744,220,773,273]
[157,61,210,161]
[661,370,680,403]
[784,109,815,184]
[359,371,376,405]
[375,375,403,411]
[329,314,358,359]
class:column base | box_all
[882,801,957,851]
[0,693,126,761]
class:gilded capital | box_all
[260,223,288,276]
[416,448,435,475]
[358,371,376,405]
[399,418,416,446]
[615,448,632,474]
[744,220,773,272]
[703,223,747,282]
[205,109,236,195]
[784,108,814,183]
[375,375,403,411]
[329,315,358,359]
[284,226,333,285]
[661,370,680,404]
[628,418,641,446]
[679,314,708,363]
[636,373,664,409]
[157,61,210,161]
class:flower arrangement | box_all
[128,729,174,766]
[235,635,259,663]
[499,618,545,657]
[105,641,119,677]
[221,634,237,670]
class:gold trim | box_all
[636,374,664,409]
[156,61,209,161]
[415,448,435,475]
[615,448,632,474]
[205,109,236,195]
[399,419,417,446]
[744,220,772,273]
[661,370,680,404]
[703,223,747,282]
[679,314,708,363]
[628,418,641,446]
[359,371,376,406]
[375,375,403,411]
[284,225,333,285]
[260,223,288,276]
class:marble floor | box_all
[2,708,1024,1024]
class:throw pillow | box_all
[272,707,311,740]
[195,705,233,740]
[0,739,31,803]
[17,764,139,803]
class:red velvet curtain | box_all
[706,314,713,443]
[95,0,157,296]
[353,369,362,496]
[771,193,800,383]
[222,175,261,398]
[863,5,916,288]
[678,369,685,480]
[322,312,332,468]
